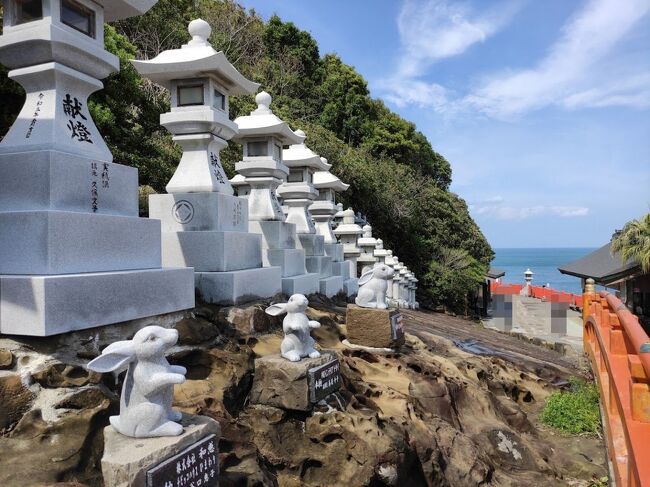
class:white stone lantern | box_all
[278,129,330,235]
[524,268,534,283]
[399,264,409,308]
[374,239,389,265]
[311,166,350,244]
[333,208,363,280]
[0,0,196,336]
[332,202,345,229]
[357,224,378,276]
[384,250,397,307]
[132,19,259,194]
[233,91,304,221]
[230,173,250,197]
[520,267,534,297]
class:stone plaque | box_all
[308,358,341,403]
[146,434,218,487]
[390,313,404,340]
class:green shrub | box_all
[540,379,601,435]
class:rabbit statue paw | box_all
[87,325,186,438]
[355,263,395,309]
[266,294,322,362]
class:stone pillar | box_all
[333,208,363,283]
[357,225,378,276]
[384,250,397,307]
[0,0,195,336]
[134,20,282,305]
[280,134,343,296]
[391,259,404,308]
[232,92,320,296]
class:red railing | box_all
[583,290,650,487]
[491,282,583,308]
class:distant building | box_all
[558,242,649,320]
[478,267,505,316]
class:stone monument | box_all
[279,132,344,297]
[230,173,250,197]
[334,208,363,281]
[332,202,345,229]
[311,167,357,297]
[132,19,282,305]
[357,224,378,275]
[0,0,194,336]
[250,294,341,410]
[232,92,320,296]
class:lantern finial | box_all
[188,19,212,46]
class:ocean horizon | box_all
[491,247,598,295]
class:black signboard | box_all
[308,358,341,403]
[390,313,404,340]
[147,434,218,487]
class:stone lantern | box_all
[357,224,378,276]
[399,264,409,308]
[374,239,389,265]
[0,0,196,336]
[230,173,250,197]
[132,19,258,195]
[133,20,282,305]
[311,166,355,296]
[520,268,534,297]
[391,258,404,308]
[334,208,363,282]
[232,91,319,296]
[332,203,345,229]
[384,250,398,308]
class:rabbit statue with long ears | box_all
[87,325,187,438]
[355,263,395,309]
[265,294,321,362]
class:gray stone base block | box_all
[324,243,344,262]
[0,210,161,275]
[332,261,351,280]
[266,248,307,277]
[0,267,195,336]
[297,233,325,256]
[346,304,405,349]
[195,267,282,305]
[149,192,248,233]
[319,275,344,298]
[305,255,333,278]
[281,273,320,296]
[250,353,340,411]
[249,220,297,250]
[0,150,138,216]
[101,414,220,487]
[344,278,358,297]
[161,231,262,271]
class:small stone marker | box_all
[346,304,405,349]
[250,352,341,411]
[308,358,341,403]
[146,434,218,487]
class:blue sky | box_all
[239,0,650,248]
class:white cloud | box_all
[469,198,589,220]
[466,0,650,118]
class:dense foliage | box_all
[611,213,650,274]
[0,0,493,313]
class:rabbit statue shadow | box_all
[265,294,321,362]
[87,325,187,438]
[355,263,395,309]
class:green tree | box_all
[611,213,650,273]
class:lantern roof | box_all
[312,169,349,192]
[233,92,304,145]
[101,0,158,22]
[282,130,330,170]
[131,19,259,95]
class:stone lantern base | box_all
[298,234,344,298]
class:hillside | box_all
[0,0,493,313]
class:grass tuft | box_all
[540,378,601,435]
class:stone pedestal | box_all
[299,234,343,298]
[346,305,405,349]
[150,193,282,305]
[250,352,341,411]
[102,414,220,487]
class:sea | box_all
[492,248,597,295]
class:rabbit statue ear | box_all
[358,268,375,286]
[87,340,136,373]
[265,303,288,317]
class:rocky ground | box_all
[0,296,607,487]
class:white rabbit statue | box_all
[355,263,395,309]
[265,294,321,362]
[86,325,187,438]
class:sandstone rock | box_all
[0,348,14,369]
[32,362,102,388]
[175,317,218,345]
[249,352,339,411]
[216,302,282,335]
[0,374,34,431]
[345,304,404,348]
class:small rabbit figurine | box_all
[265,294,321,362]
[355,263,395,309]
[86,325,187,438]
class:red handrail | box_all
[583,290,650,487]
